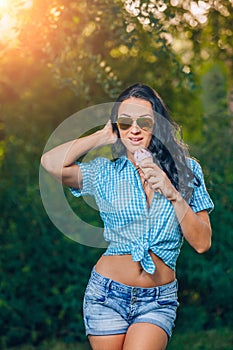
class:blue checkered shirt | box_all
[70,156,214,274]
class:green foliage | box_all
[4,339,91,350]
[168,328,233,350]
[0,0,232,348]
[177,64,233,332]
[0,99,103,347]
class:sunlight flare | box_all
[0,0,33,46]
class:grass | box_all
[5,328,233,350]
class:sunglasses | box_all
[117,115,154,131]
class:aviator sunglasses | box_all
[117,114,154,131]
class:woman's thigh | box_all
[123,323,168,350]
[88,334,125,350]
[88,323,168,350]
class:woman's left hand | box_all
[140,161,179,202]
[140,162,212,254]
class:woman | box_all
[41,83,214,350]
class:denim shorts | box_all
[83,267,179,339]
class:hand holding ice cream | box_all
[134,148,178,199]
[134,148,153,169]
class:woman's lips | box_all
[129,137,143,145]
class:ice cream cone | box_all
[134,148,153,169]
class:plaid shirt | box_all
[70,156,214,274]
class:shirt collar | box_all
[114,155,136,173]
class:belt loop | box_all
[156,285,159,299]
[106,278,112,295]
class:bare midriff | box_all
[95,251,176,288]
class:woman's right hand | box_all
[98,120,118,146]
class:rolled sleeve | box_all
[69,158,104,198]
[188,159,214,213]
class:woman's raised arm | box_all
[40,121,117,188]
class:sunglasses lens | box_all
[137,117,154,131]
[117,116,153,131]
[117,117,133,130]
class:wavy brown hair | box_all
[110,83,199,200]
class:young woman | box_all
[41,83,214,350]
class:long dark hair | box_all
[110,83,199,200]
